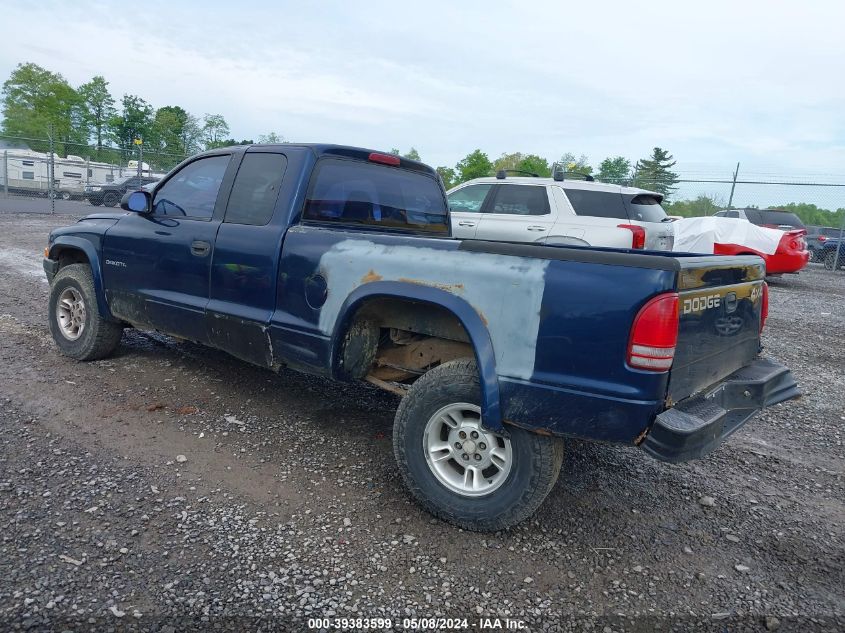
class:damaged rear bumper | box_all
[642,358,799,463]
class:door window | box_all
[153,155,230,219]
[225,153,287,226]
[487,185,550,216]
[447,184,492,213]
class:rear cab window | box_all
[303,158,447,233]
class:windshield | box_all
[626,194,668,223]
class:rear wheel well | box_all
[337,297,475,393]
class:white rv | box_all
[1,147,156,199]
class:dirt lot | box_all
[0,211,842,632]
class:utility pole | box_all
[726,162,740,210]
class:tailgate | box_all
[668,258,766,402]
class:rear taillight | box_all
[627,293,679,371]
[618,224,646,249]
[819,236,828,242]
[760,282,769,332]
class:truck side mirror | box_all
[121,190,151,214]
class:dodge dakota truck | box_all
[43,144,800,531]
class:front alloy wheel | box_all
[56,287,86,341]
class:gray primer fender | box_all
[316,239,549,382]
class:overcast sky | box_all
[2,0,844,180]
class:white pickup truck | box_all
[447,174,675,251]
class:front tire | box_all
[393,358,564,531]
[48,263,123,360]
[102,192,120,207]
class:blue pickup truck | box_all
[43,144,799,531]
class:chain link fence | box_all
[1,135,843,271]
[0,134,187,212]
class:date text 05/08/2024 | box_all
[306,616,528,630]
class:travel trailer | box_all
[0,146,156,199]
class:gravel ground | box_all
[0,212,842,632]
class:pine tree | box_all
[634,147,679,199]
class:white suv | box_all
[447,174,674,251]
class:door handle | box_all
[190,240,211,256]
[527,226,547,232]
[458,221,476,227]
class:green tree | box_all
[403,147,421,161]
[78,75,115,153]
[202,113,230,149]
[215,138,254,147]
[493,152,525,172]
[516,154,550,177]
[664,194,723,218]
[596,156,632,183]
[494,153,550,176]
[455,149,492,183]
[389,148,401,156]
[558,152,593,176]
[436,166,457,190]
[109,94,154,160]
[149,105,192,168]
[258,132,284,144]
[180,113,203,156]
[778,202,845,227]
[634,147,679,199]
[1,62,87,153]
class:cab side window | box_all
[488,185,550,216]
[224,153,287,226]
[447,184,492,213]
[153,155,230,219]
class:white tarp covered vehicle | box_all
[671,216,782,255]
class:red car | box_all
[714,229,809,274]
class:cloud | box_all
[1,0,844,176]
